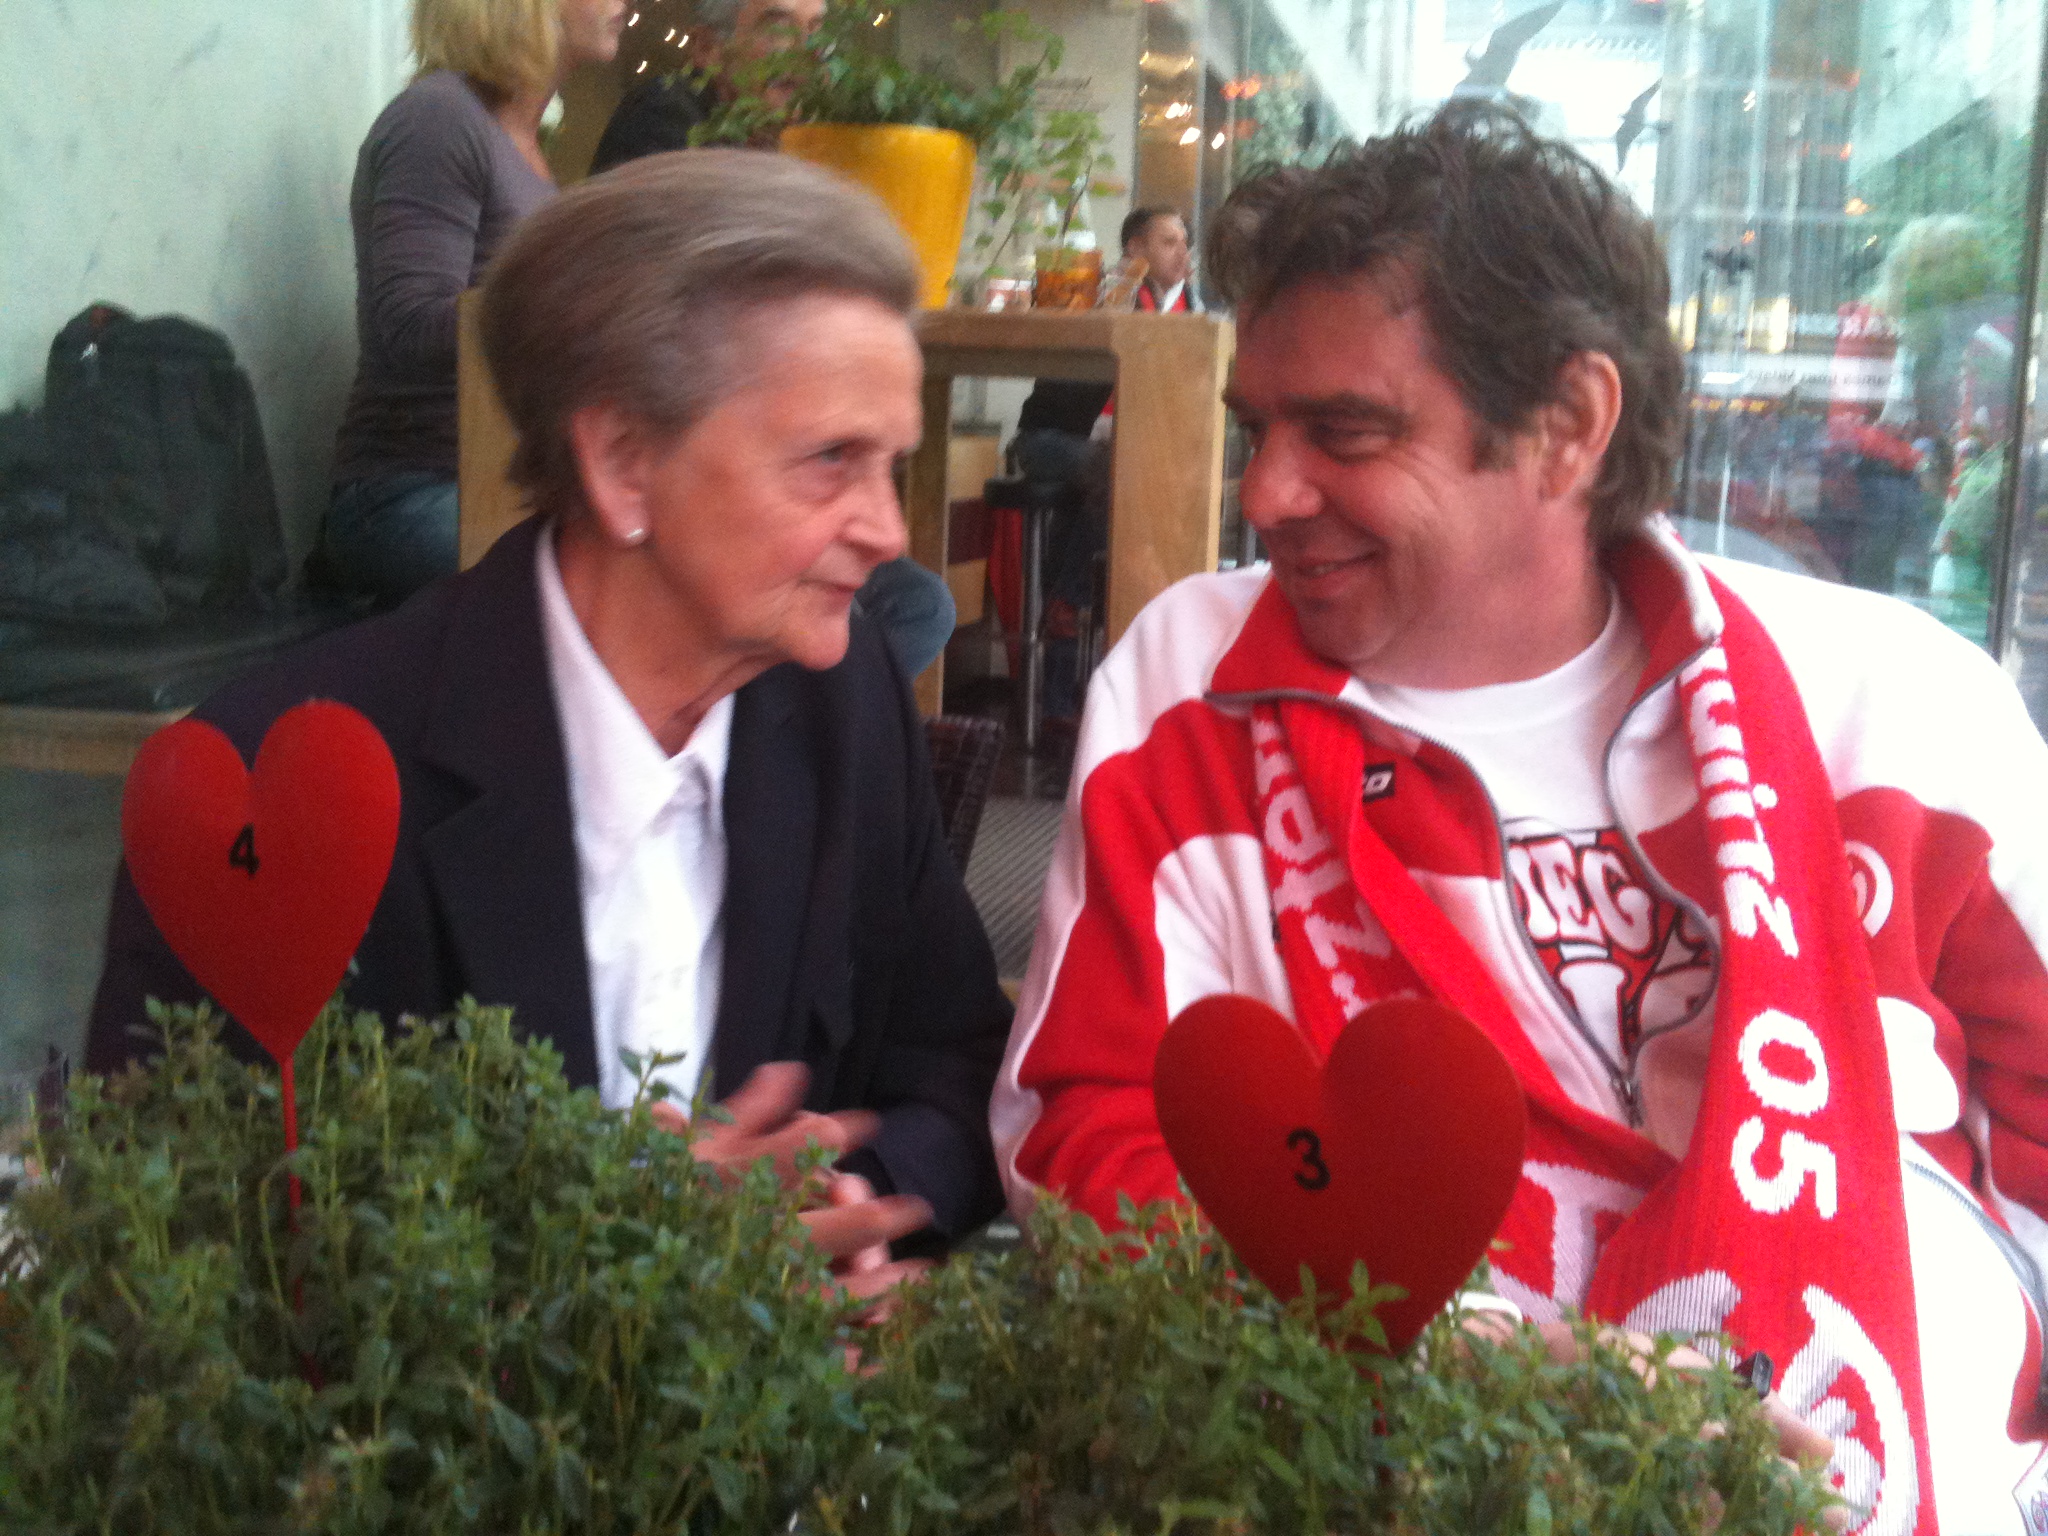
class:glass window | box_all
[1654,0,2039,666]
[1171,0,2048,727]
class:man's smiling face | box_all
[1228,269,1602,688]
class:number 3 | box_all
[1286,1127,1330,1191]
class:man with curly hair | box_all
[995,103,2048,1534]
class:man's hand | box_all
[1461,1314,1846,1530]
[1545,1323,1844,1531]
[651,1062,933,1296]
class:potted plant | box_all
[693,0,1109,309]
[0,996,1840,1531]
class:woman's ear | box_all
[1535,351,1623,504]
[566,402,656,549]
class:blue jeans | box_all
[323,474,460,605]
[856,556,956,679]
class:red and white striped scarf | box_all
[1251,572,1934,1534]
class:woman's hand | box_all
[813,1171,933,1315]
[656,1060,878,1183]
[652,1061,934,1302]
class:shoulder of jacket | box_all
[1077,568,1265,767]
[1700,554,2011,708]
[1698,554,2045,816]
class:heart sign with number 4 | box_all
[121,701,400,1065]
[1153,994,1526,1353]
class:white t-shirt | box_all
[1354,592,1713,1068]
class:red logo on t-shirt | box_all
[1503,823,1715,1057]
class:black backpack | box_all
[34,303,288,616]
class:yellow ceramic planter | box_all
[779,123,977,309]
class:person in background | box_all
[588,0,958,682]
[323,0,626,607]
[588,0,825,171]
[1118,207,1201,314]
[1004,211,1199,720]
[995,104,2048,1529]
[93,152,1011,1287]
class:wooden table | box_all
[904,310,1234,716]
[455,299,1236,717]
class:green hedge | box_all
[0,1001,1835,1533]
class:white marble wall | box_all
[0,0,413,559]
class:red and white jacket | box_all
[994,527,2048,1530]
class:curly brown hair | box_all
[1206,102,1684,545]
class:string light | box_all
[1178,126,1200,146]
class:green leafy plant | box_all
[0,1000,865,1532]
[966,100,1113,295]
[692,0,1052,149]
[691,0,1112,295]
[838,1206,1840,1534]
[0,999,1839,1533]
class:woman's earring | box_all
[622,525,648,547]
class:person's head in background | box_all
[1120,207,1192,302]
[413,0,625,104]
[692,0,828,69]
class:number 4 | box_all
[229,824,260,878]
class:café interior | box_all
[9,0,2048,1093]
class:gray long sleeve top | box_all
[331,70,554,485]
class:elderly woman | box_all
[90,153,1011,1270]
[323,0,626,606]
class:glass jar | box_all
[1033,193,1102,310]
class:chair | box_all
[924,714,1004,872]
[982,470,1069,753]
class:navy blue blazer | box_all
[87,517,1010,1240]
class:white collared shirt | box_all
[536,526,732,1110]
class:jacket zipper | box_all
[1599,649,1726,1086]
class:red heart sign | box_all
[121,701,400,1064]
[1154,994,1527,1353]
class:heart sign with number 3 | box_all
[1153,994,1527,1353]
[121,701,400,1065]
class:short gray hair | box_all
[480,149,921,520]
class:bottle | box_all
[1033,190,1102,311]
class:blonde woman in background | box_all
[321,0,625,607]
